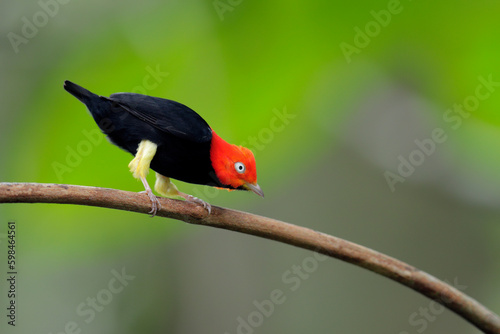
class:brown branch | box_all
[1,182,499,333]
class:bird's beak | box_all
[245,182,264,198]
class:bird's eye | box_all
[234,162,246,174]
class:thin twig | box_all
[1,182,499,333]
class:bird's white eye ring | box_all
[234,162,246,174]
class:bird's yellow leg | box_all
[155,172,212,214]
[129,140,161,216]
[154,173,180,197]
[129,140,157,179]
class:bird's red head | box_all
[210,131,264,197]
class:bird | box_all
[63,80,263,216]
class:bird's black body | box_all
[64,81,226,188]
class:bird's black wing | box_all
[108,93,212,143]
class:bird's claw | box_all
[185,195,211,214]
[140,188,210,215]
[140,190,162,217]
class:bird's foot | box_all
[178,192,211,214]
[139,189,162,217]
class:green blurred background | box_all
[1,1,500,333]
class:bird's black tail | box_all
[64,80,113,123]
[64,80,104,108]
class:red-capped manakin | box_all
[64,81,263,215]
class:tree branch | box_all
[1,182,499,333]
